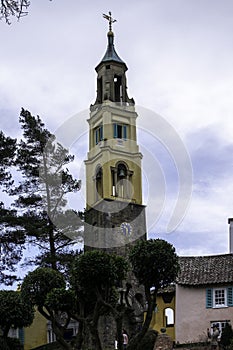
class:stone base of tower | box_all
[84,199,147,252]
[83,199,147,349]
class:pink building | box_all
[175,254,233,344]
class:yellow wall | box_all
[149,293,175,340]
[24,310,47,350]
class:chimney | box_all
[228,218,233,254]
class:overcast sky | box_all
[1,0,233,258]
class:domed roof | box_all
[100,31,125,64]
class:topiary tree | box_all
[21,267,74,350]
[0,290,34,338]
[21,251,129,350]
[71,250,129,350]
[128,238,179,350]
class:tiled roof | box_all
[158,284,176,294]
[177,254,233,286]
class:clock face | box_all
[120,222,132,236]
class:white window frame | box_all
[210,320,231,340]
[47,319,79,344]
[213,287,227,308]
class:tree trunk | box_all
[116,316,123,350]
[88,322,103,350]
[42,151,57,271]
[38,306,72,350]
[51,318,72,350]
[73,320,84,350]
[127,287,156,350]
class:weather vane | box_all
[103,11,117,32]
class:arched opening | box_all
[164,307,174,327]
[97,77,103,103]
[114,74,123,102]
[95,166,103,201]
[111,162,133,199]
[117,163,127,198]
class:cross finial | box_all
[103,11,117,32]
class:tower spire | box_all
[103,11,117,32]
[92,12,134,106]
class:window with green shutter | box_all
[227,286,233,306]
[206,288,213,308]
[95,125,103,144]
[206,287,233,308]
[113,123,127,139]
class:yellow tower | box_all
[84,13,147,251]
[84,13,147,348]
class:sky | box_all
[1,0,233,258]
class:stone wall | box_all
[175,343,209,350]
[154,333,173,350]
[154,334,210,350]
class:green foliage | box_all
[0,290,34,336]
[20,251,128,350]
[136,329,158,350]
[0,131,25,285]
[126,239,179,350]
[6,108,82,273]
[0,130,16,185]
[220,323,233,349]
[72,250,128,303]
[129,238,179,290]
[21,267,66,308]
[0,204,25,285]
[46,288,76,313]
[0,337,23,350]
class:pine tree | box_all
[0,130,25,285]
[0,0,30,24]
[8,108,83,273]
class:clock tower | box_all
[84,15,147,252]
[84,13,147,347]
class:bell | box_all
[119,169,125,178]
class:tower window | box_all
[95,125,103,145]
[114,75,122,102]
[113,123,127,139]
[97,77,103,103]
[95,167,103,201]
[106,65,111,69]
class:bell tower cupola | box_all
[93,13,134,106]
[85,12,146,252]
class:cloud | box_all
[0,0,233,259]
[188,126,233,189]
